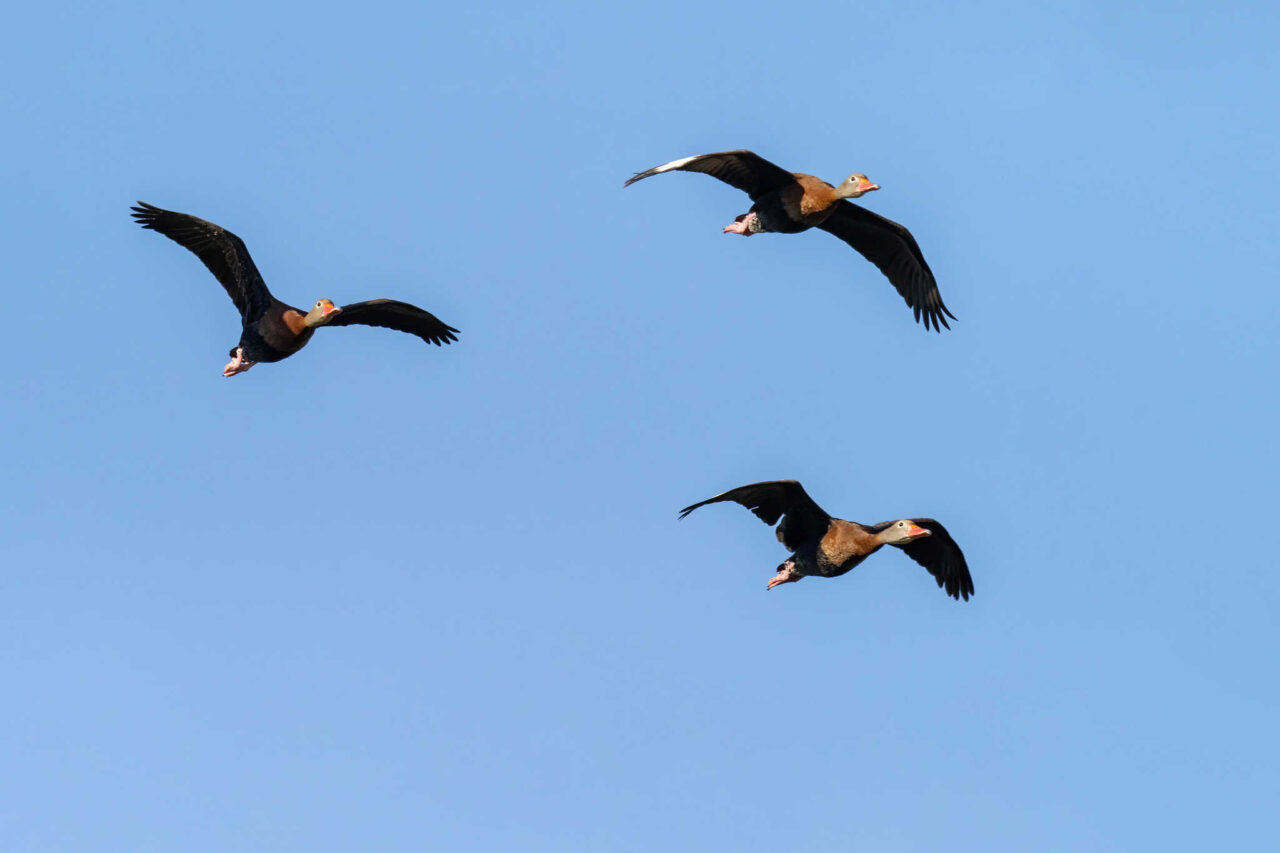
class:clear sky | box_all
[1,1,1277,850]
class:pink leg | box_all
[222,348,256,377]
[766,559,802,590]
[723,212,757,235]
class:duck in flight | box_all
[131,202,459,376]
[679,480,973,600]
[625,150,955,331]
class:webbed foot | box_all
[766,559,802,590]
[723,213,757,235]
[223,348,256,377]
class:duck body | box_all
[235,301,315,364]
[792,518,884,579]
[738,174,844,235]
[680,479,974,600]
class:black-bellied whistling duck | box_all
[625,150,955,332]
[680,480,973,600]
[131,202,459,376]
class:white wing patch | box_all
[651,154,700,174]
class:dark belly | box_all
[792,545,868,579]
[751,195,830,234]
[238,325,308,363]
[816,552,868,579]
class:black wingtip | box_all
[947,572,974,601]
[623,168,659,188]
[917,308,955,333]
[130,201,161,228]
[428,325,461,346]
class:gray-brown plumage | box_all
[679,479,973,600]
[625,150,955,331]
[131,202,459,376]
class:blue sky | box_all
[2,1,1278,850]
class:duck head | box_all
[881,519,931,545]
[303,299,343,327]
[837,173,880,199]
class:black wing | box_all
[867,518,973,601]
[817,201,956,332]
[326,299,460,346]
[131,202,273,322]
[624,150,798,201]
[679,479,832,551]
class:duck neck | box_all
[282,308,310,336]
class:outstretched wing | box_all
[625,150,798,201]
[817,201,956,332]
[326,299,460,346]
[679,479,832,551]
[131,202,273,322]
[867,518,973,600]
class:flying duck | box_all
[680,479,973,599]
[625,150,955,331]
[131,202,459,376]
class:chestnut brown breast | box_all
[818,520,883,571]
[256,306,314,354]
[782,174,840,226]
